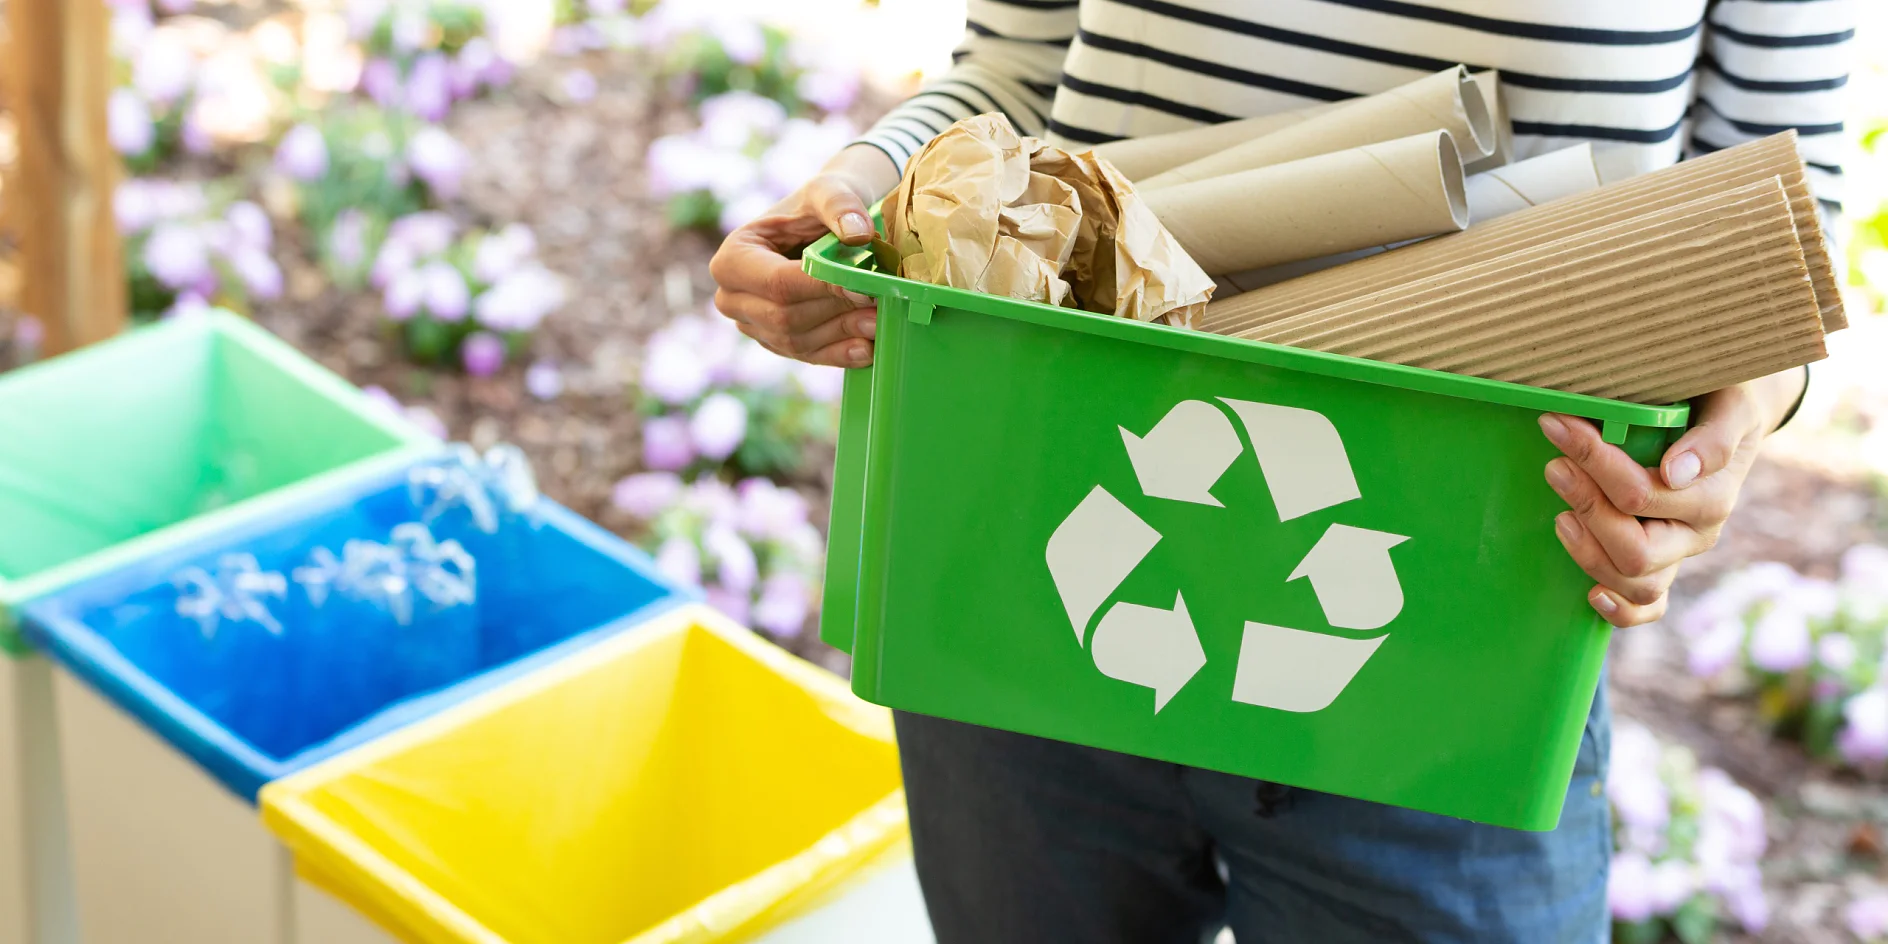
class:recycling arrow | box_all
[1091,592,1204,712]
[1120,400,1242,506]
[1288,524,1410,631]
[1046,485,1160,644]
[1219,398,1361,522]
[1047,395,1408,716]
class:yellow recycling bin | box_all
[261,605,909,944]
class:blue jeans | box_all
[893,684,1612,944]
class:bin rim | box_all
[0,310,440,655]
[259,603,906,944]
[18,455,695,801]
[801,233,1692,435]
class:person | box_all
[709,2,1853,940]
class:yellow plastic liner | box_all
[260,605,907,944]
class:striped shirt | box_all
[856,0,1855,212]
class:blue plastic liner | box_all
[22,459,692,800]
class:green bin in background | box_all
[0,310,434,944]
[804,235,1689,831]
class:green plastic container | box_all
[805,235,1690,831]
[0,310,437,652]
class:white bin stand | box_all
[51,668,292,944]
[0,653,79,944]
[287,843,936,944]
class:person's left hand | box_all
[1538,381,1783,627]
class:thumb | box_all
[1660,387,1758,490]
[807,176,875,246]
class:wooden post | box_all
[5,0,126,356]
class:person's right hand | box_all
[709,144,899,368]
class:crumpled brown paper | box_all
[882,114,1215,327]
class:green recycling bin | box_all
[805,235,1689,831]
[0,310,434,944]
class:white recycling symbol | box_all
[1045,398,1408,714]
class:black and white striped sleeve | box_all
[854,0,1077,175]
[1690,0,1856,213]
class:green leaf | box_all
[1613,918,1667,944]
[1671,894,1719,944]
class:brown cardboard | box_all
[1143,130,1469,276]
[1211,144,1602,295]
[882,114,1215,325]
[1139,67,1496,190]
[1199,132,1844,337]
[1089,102,1340,181]
[1224,177,1825,403]
[1464,71,1513,175]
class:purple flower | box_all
[760,116,856,195]
[143,223,211,290]
[1818,632,1858,673]
[225,201,272,250]
[133,34,194,104]
[709,17,766,66]
[405,53,452,122]
[1607,724,1669,852]
[275,123,329,181]
[1647,860,1695,915]
[1842,544,1888,591]
[737,478,809,540]
[162,292,211,320]
[1698,768,1767,861]
[753,573,810,637]
[641,341,711,406]
[1608,851,1657,922]
[406,126,467,199]
[328,209,369,272]
[360,57,401,109]
[704,525,758,593]
[562,68,598,103]
[698,91,786,149]
[1687,614,1746,678]
[114,179,159,234]
[525,361,563,401]
[421,262,469,322]
[179,106,213,155]
[1846,892,1888,940]
[452,37,497,93]
[406,405,448,440]
[645,135,716,197]
[390,7,429,53]
[797,67,860,115]
[704,585,751,624]
[155,0,193,13]
[794,363,846,403]
[613,472,683,518]
[473,224,536,284]
[655,536,702,587]
[384,268,425,320]
[473,265,564,332]
[718,190,775,234]
[689,392,748,461]
[588,0,627,14]
[13,316,45,356]
[360,384,403,416]
[641,415,696,471]
[108,89,155,156]
[386,212,457,257]
[230,247,283,300]
[461,331,506,377]
[345,0,389,40]
[1749,604,1812,673]
[1838,688,1888,766]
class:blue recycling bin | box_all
[18,452,692,944]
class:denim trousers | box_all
[893,683,1612,944]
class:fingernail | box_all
[838,213,871,239]
[1538,414,1568,445]
[1591,592,1619,616]
[1665,451,1701,489]
[849,341,872,365]
[1556,513,1581,543]
[841,289,873,307]
[1545,459,1574,493]
[855,311,877,340]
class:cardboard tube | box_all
[1465,143,1602,221]
[1090,102,1340,181]
[1464,71,1513,175]
[1141,67,1496,190]
[1199,132,1844,336]
[1225,178,1825,402]
[1145,131,1468,276]
[1219,143,1601,293]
